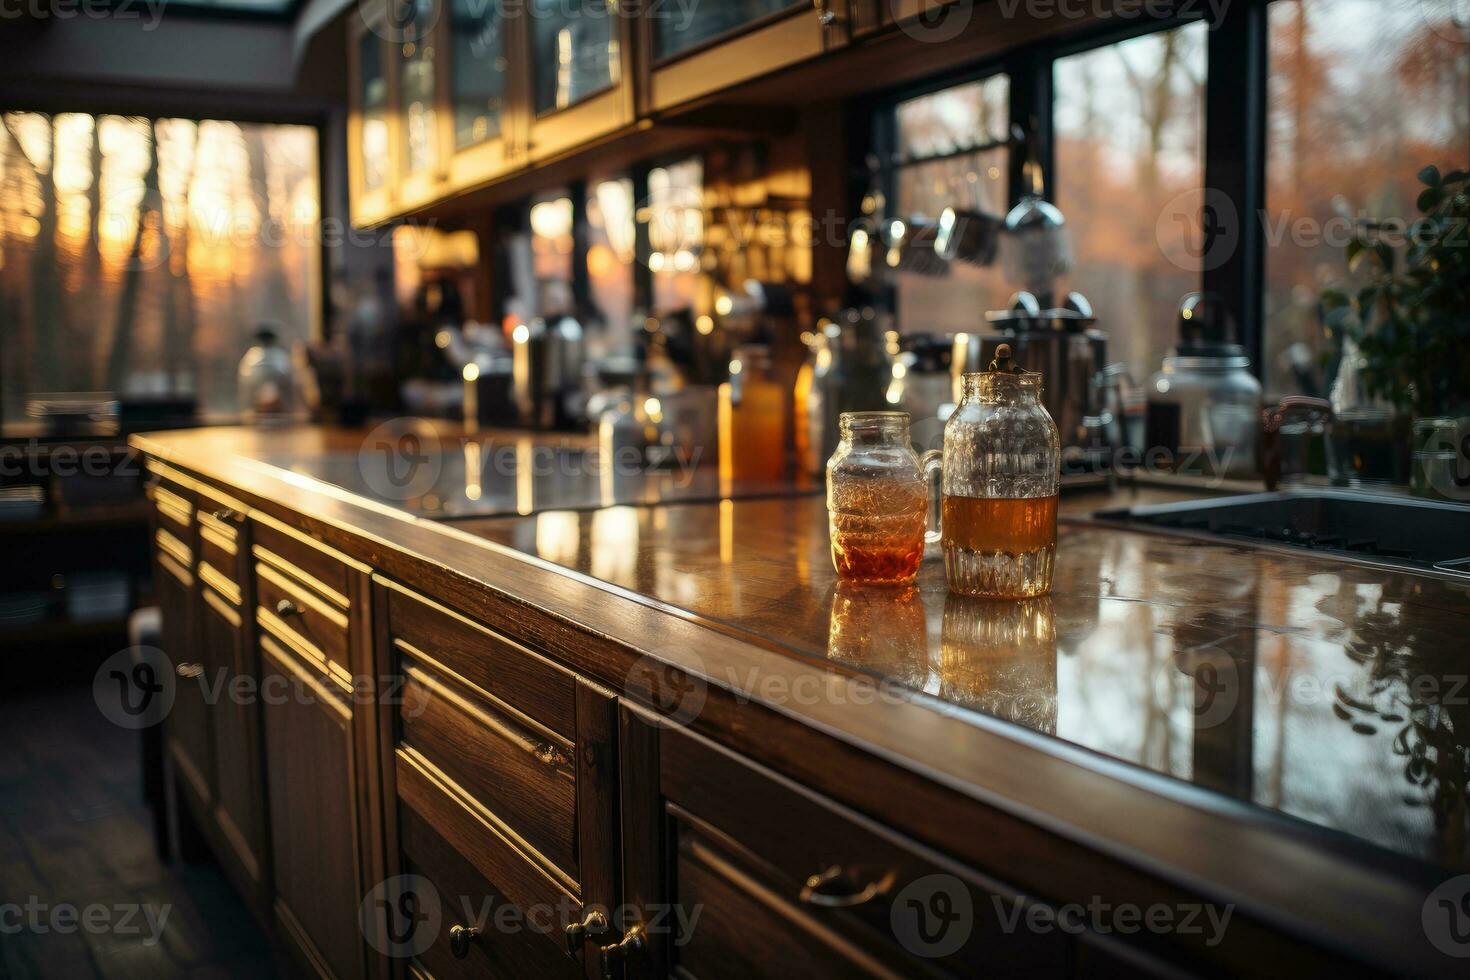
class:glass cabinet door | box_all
[652,0,803,61]
[398,0,439,174]
[530,0,619,113]
[450,0,507,148]
[359,30,390,192]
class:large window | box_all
[1053,22,1207,387]
[0,113,321,422]
[891,74,1012,335]
[1263,0,1470,398]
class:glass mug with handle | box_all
[826,412,928,585]
[921,345,1061,598]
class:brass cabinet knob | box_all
[798,865,889,908]
[598,922,645,980]
[565,909,608,954]
[175,662,203,679]
[274,599,303,618]
[448,923,480,958]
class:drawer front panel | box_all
[385,584,576,741]
[256,560,351,677]
[152,482,194,536]
[662,728,1069,978]
[395,748,578,924]
[399,659,578,879]
[673,822,900,980]
[253,517,353,605]
[399,804,582,980]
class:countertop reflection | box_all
[460,494,1470,871]
[160,423,815,518]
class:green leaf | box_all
[1419,165,1442,187]
[1417,187,1444,213]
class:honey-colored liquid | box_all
[829,483,926,586]
[941,495,1058,553]
[941,494,1058,598]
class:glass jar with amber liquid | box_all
[922,345,1060,598]
[826,412,927,585]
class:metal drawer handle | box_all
[565,909,608,953]
[799,865,889,908]
[275,599,303,618]
[210,508,237,523]
[812,0,836,26]
[598,923,646,980]
[448,923,480,958]
[175,663,204,679]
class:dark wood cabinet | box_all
[261,632,365,980]
[253,513,377,980]
[134,437,1452,980]
[152,479,215,813]
[196,493,267,905]
[375,579,621,980]
[617,708,1069,980]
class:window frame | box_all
[875,1,1272,376]
[0,105,330,424]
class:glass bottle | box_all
[827,412,927,585]
[718,345,785,484]
[923,345,1060,598]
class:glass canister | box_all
[826,412,927,585]
[923,345,1060,598]
[238,323,298,425]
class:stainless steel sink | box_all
[1094,489,1470,578]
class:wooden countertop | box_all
[131,424,1469,974]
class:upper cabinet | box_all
[348,11,397,227]
[446,0,520,187]
[345,0,864,225]
[638,0,842,114]
[524,0,636,162]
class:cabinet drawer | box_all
[256,559,350,679]
[395,748,579,946]
[662,728,1069,978]
[253,515,353,606]
[196,486,246,593]
[673,820,901,980]
[399,656,577,878]
[152,482,194,537]
[399,803,581,980]
[385,584,576,741]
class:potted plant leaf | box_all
[1320,165,1470,496]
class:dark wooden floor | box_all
[0,685,277,979]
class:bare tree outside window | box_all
[1053,23,1208,388]
[1264,0,1470,400]
[0,113,320,422]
